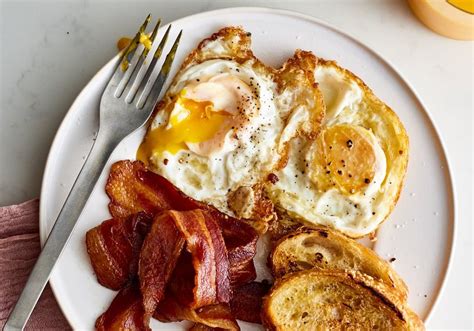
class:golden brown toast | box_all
[262,269,424,331]
[269,228,408,301]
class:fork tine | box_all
[120,14,151,72]
[136,30,182,110]
[126,24,172,104]
[123,20,164,103]
[114,15,153,98]
[141,18,161,59]
[153,24,172,59]
[103,15,151,97]
[122,19,161,103]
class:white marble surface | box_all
[0,0,472,329]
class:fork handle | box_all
[3,130,119,331]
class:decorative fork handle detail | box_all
[3,131,120,331]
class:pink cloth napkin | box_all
[0,199,71,330]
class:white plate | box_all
[40,7,455,330]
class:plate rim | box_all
[39,6,457,328]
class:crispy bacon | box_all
[229,260,257,286]
[230,281,272,324]
[86,213,151,290]
[89,161,264,330]
[105,160,258,285]
[139,211,185,315]
[155,252,237,330]
[215,213,258,286]
[167,251,195,307]
[171,210,231,308]
[139,210,231,316]
[156,281,271,328]
[96,282,150,331]
[155,295,239,331]
[105,160,204,218]
[188,324,221,331]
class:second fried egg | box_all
[267,60,408,238]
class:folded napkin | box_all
[0,199,71,330]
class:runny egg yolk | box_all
[139,32,153,51]
[311,124,378,195]
[119,33,153,71]
[137,92,231,163]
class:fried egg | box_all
[267,60,408,238]
[137,27,324,219]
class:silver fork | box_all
[3,15,182,331]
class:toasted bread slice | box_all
[262,270,424,330]
[269,228,408,301]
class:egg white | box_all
[148,58,283,215]
[267,61,408,238]
[269,130,387,236]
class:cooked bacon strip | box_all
[139,211,185,315]
[105,160,258,285]
[106,160,203,218]
[86,213,151,290]
[139,209,231,317]
[154,296,239,331]
[188,324,222,331]
[229,259,257,286]
[194,304,239,331]
[167,250,195,307]
[162,281,271,328]
[215,212,258,286]
[96,282,150,331]
[155,251,238,330]
[230,281,271,324]
[171,210,231,308]
[203,214,232,304]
